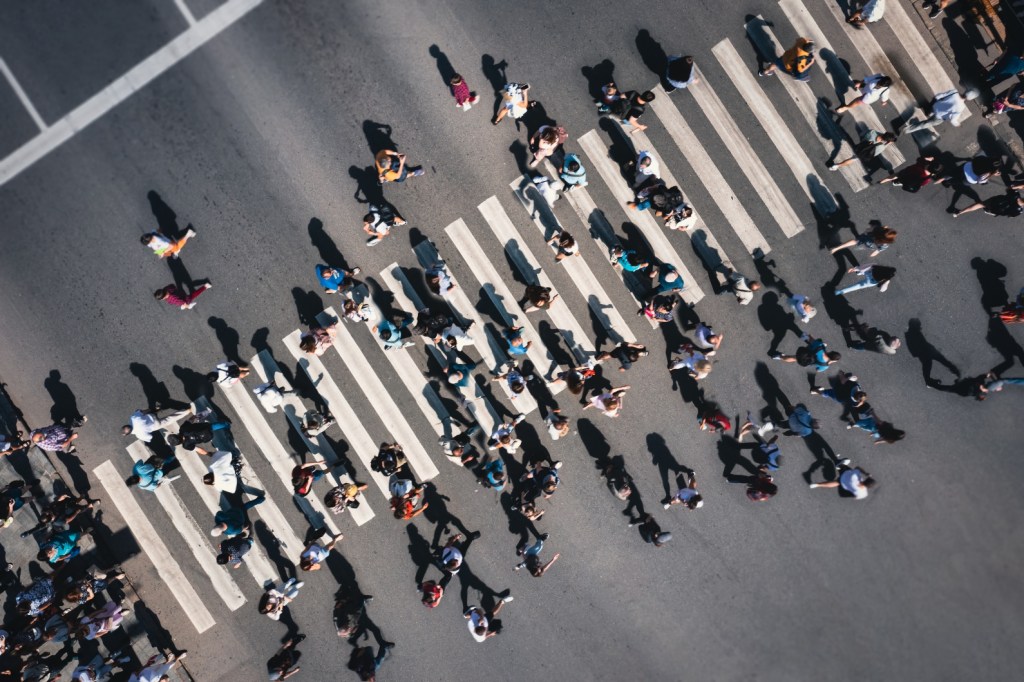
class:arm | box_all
[538,553,561,575]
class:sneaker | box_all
[552,460,562,469]
[514,563,525,571]
[72,415,88,427]
[366,237,381,246]
[768,351,782,360]
[837,457,851,467]
[470,95,480,104]
[185,228,196,239]
[928,6,942,18]
[828,165,838,171]
[663,503,672,510]
[412,168,425,177]
[539,532,550,541]
[758,68,774,77]
[512,413,526,425]
[350,267,361,275]
[502,594,514,603]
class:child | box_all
[450,74,480,110]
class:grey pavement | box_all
[0,1,1022,681]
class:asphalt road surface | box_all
[1,1,1023,680]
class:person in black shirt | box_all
[954,185,1024,218]
[611,90,656,133]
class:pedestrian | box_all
[479,455,507,492]
[210,499,263,539]
[492,82,530,124]
[960,155,1003,186]
[783,403,818,438]
[808,459,875,499]
[639,296,675,324]
[953,186,1024,218]
[259,578,304,620]
[988,81,1024,117]
[668,344,713,380]
[125,454,175,491]
[503,326,532,357]
[324,481,367,515]
[697,403,732,433]
[514,538,560,576]
[771,333,840,372]
[71,653,126,681]
[610,246,650,273]
[425,261,457,298]
[464,598,513,642]
[61,569,124,607]
[596,342,649,372]
[38,528,83,565]
[692,322,724,355]
[316,264,361,295]
[0,431,29,458]
[665,55,698,91]
[829,221,897,257]
[153,282,212,310]
[610,89,656,133]
[253,382,291,414]
[129,653,187,682]
[741,465,778,502]
[375,148,424,184]
[374,315,415,351]
[834,74,892,114]
[15,577,55,617]
[630,514,672,547]
[202,450,242,492]
[446,360,477,389]
[545,409,571,440]
[739,413,784,470]
[439,423,481,466]
[166,411,229,455]
[487,415,526,455]
[390,485,428,520]
[627,180,668,212]
[548,362,596,395]
[664,472,703,509]
[491,361,533,398]
[75,601,126,640]
[419,579,444,608]
[216,531,254,568]
[529,125,568,168]
[520,284,558,312]
[810,371,865,411]
[904,90,968,132]
[663,199,696,231]
[437,532,480,582]
[559,154,588,191]
[437,322,474,352]
[788,294,817,324]
[595,81,621,113]
[847,323,901,355]
[206,360,251,386]
[646,263,685,300]
[29,422,79,454]
[299,532,342,569]
[450,73,480,110]
[362,203,407,246]
[298,321,338,356]
[726,269,761,305]
[631,150,661,188]
[266,635,304,680]
[140,227,196,259]
[292,461,330,497]
[583,386,631,418]
[371,442,407,477]
[981,376,1024,396]
[520,462,562,501]
[547,230,580,261]
[348,643,393,682]
[828,129,896,171]
[334,590,372,638]
[981,45,1024,86]
[834,264,897,295]
[759,38,815,81]
[847,0,886,28]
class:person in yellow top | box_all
[375,148,425,184]
[758,37,815,81]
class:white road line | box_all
[608,125,740,286]
[381,264,509,434]
[511,176,638,344]
[647,84,774,252]
[283,329,393,498]
[478,196,596,363]
[577,129,705,304]
[445,218,564,379]
[0,58,45,132]
[882,0,967,117]
[173,0,199,26]
[819,0,924,121]
[318,307,441,483]
[681,73,805,238]
[414,237,518,376]
[713,38,839,214]
[94,460,222,632]
[123,444,250,611]
[192,398,297,583]
[777,0,905,168]
[743,16,869,193]
[252,351,375,526]
[538,160,658,329]
[0,0,264,187]
[217,381,342,537]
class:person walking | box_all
[425,261,457,298]
[610,246,650,273]
[788,294,817,323]
[140,227,196,259]
[741,465,779,502]
[153,282,212,310]
[316,264,361,295]
[514,538,560,576]
[739,413,784,470]
[258,578,304,621]
[298,321,338,356]
[299,531,340,571]
[207,360,251,386]
[953,186,1024,218]
[292,461,330,497]
[559,154,588,191]
[547,230,580,261]
[904,90,968,132]
[166,411,229,455]
[668,344,713,380]
[126,455,175,491]
[545,409,571,440]
[631,150,661,188]
[202,450,243,492]
[834,74,892,114]
[362,203,407,246]
[450,74,480,110]
[759,38,815,81]
[783,403,819,438]
[464,598,514,642]
[375,148,424,184]
[829,222,897,257]
[692,322,724,355]
[771,333,840,372]
[847,0,886,28]
[808,459,875,499]
[610,89,656,133]
[828,129,896,171]
[29,423,79,454]
[266,635,304,680]
[216,531,254,568]
[38,528,84,565]
[446,360,478,389]
[878,155,944,191]
[210,499,264,539]
[529,125,568,168]
[492,82,530,124]
[520,284,558,312]
[664,472,703,509]
[630,514,672,547]
[848,324,901,355]
[645,263,685,300]
[491,361,533,398]
[665,55,698,91]
[596,342,649,372]
[726,269,761,305]
[487,415,526,455]
[834,264,896,295]
[324,481,367,515]
[374,315,415,350]
[503,326,532,357]
[595,81,621,114]
[583,386,631,418]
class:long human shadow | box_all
[309,218,355,272]
[292,287,325,327]
[905,318,961,385]
[752,251,793,299]
[455,561,509,614]
[647,433,689,502]
[363,120,396,156]
[481,54,508,119]
[757,292,804,354]
[421,484,476,549]
[208,317,242,365]
[254,520,293,584]
[429,44,457,85]
[635,29,668,85]
[129,362,187,412]
[406,523,435,586]
[718,435,759,481]
[44,370,84,426]
[986,315,1024,375]
[753,361,792,425]
[499,490,545,555]
[518,99,556,139]
[942,12,987,93]
[581,59,615,102]
[820,284,862,345]
[148,190,187,238]
[971,257,1010,313]
[349,165,385,205]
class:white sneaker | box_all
[663,503,672,510]
[502,595,514,603]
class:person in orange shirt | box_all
[759,38,815,81]
[374,148,424,184]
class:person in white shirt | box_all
[788,294,817,324]
[259,578,304,621]
[121,406,192,443]
[545,410,570,440]
[464,597,513,642]
[206,361,250,386]
[727,269,761,305]
[808,460,875,499]
[438,323,474,351]
[668,345,712,380]
[693,322,724,356]
[664,472,704,509]
[835,74,892,114]
[488,416,525,454]
[253,383,290,413]
[127,652,186,682]
[202,450,240,493]
[632,150,660,188]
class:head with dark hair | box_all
[166,433,182,447]
[216,553,229,565]
[639,90,655,103]
[205,372,219,383]
[153,289,170,301]
[877,76,893,88]
[125,475,140,487]
[876,423,905,444]
[872,266,897,283]
[826,351,841,363]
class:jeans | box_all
[836,274,878,296]
[211,421,230,432]
[242,495,265,511]
[524,539,544,557]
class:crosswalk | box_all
[93,0,968,632]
